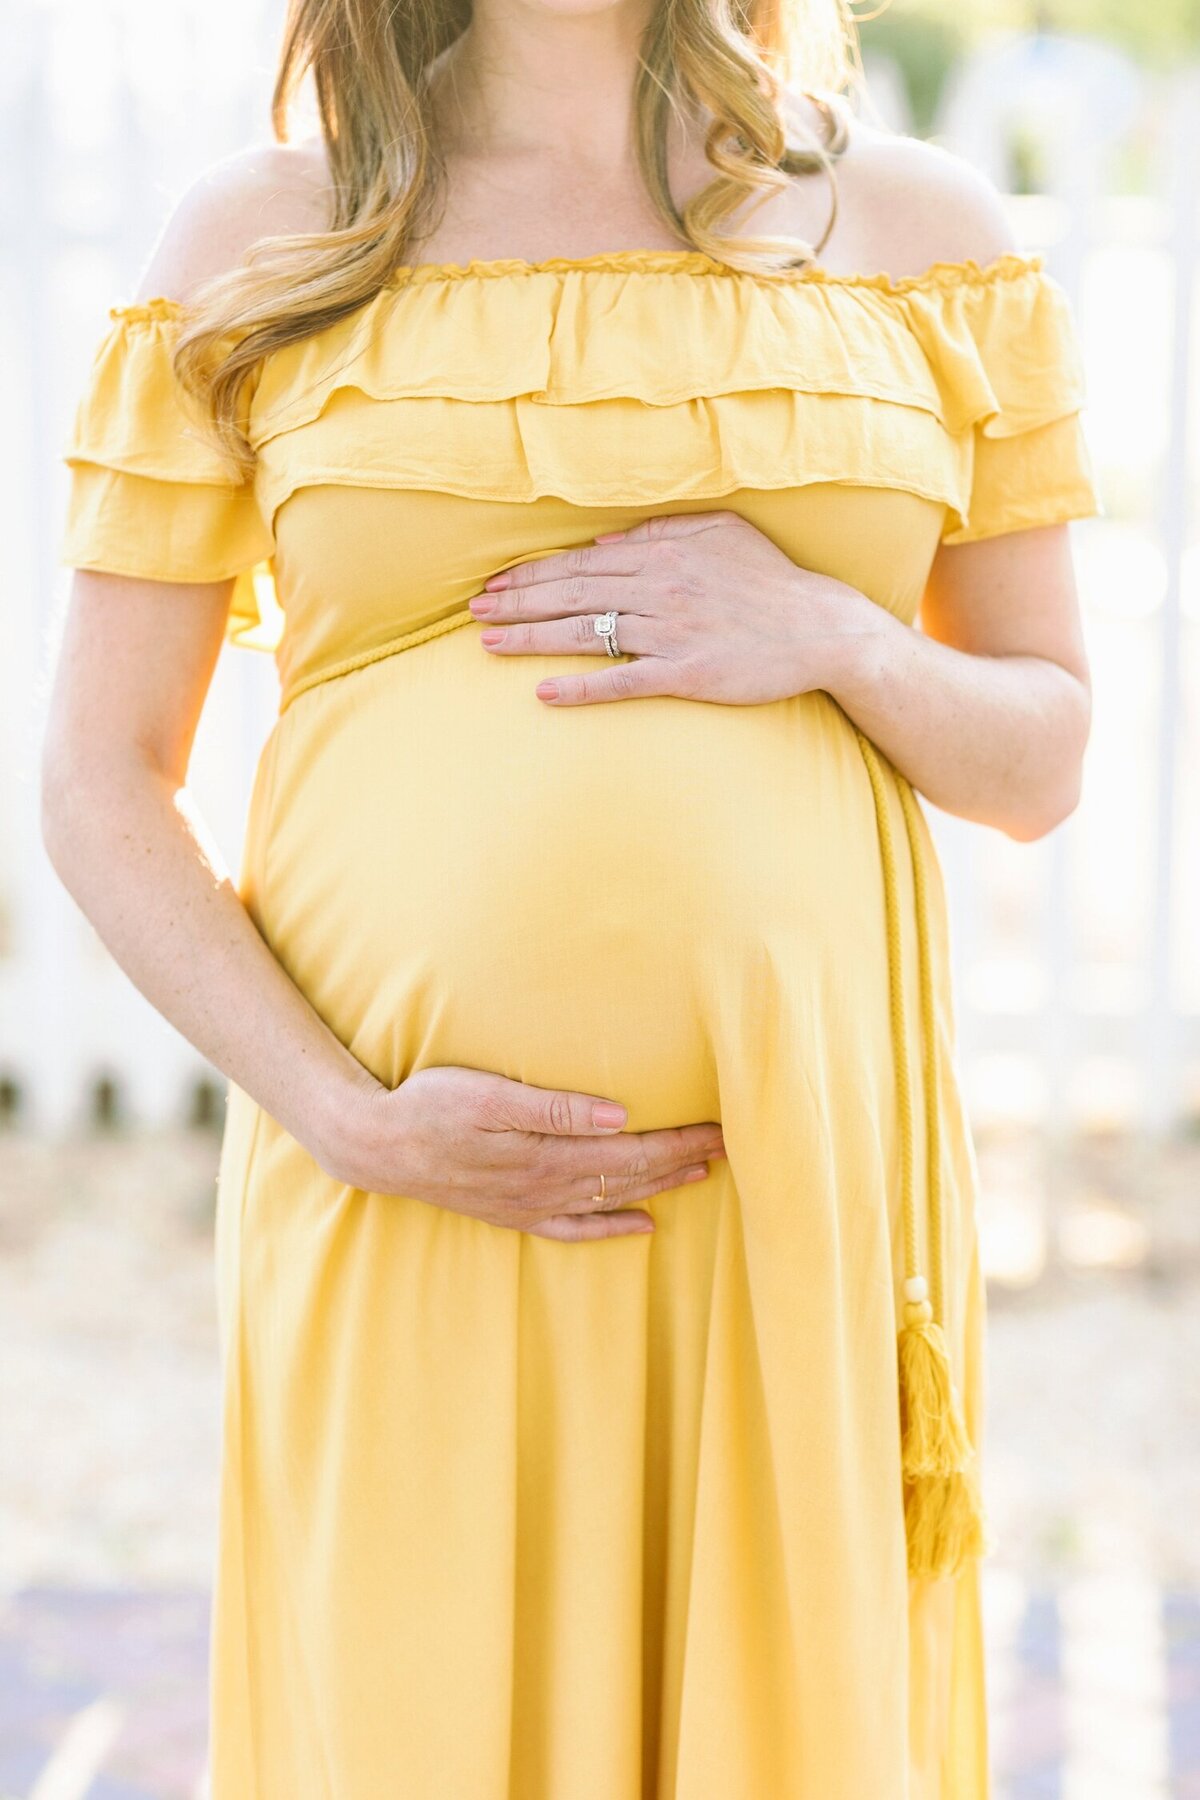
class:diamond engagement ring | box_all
[594,611,621,657]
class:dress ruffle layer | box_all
[60,249,1101,647]
[247,250,1084,441]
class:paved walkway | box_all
[2,1122,1197,1797]
[2,1573,1198,1798]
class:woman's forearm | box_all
[816,592,1092,841]
[40,742,380,1162]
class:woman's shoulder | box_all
[790,96,1020,282]
[135,108,1019,304]
[130,138,334,308]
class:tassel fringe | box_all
[905,1465,990,1580]
[898,1302,971,1477]
[898,1298,989,1578]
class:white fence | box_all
[1,3,1196,1136]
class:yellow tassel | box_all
[855,727,991,1581]
[898,1296,989,1577]
[898,1298,972,1479]
[905,1464,991,1580]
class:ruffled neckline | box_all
[111,248,1045,322]
[66,238,1098,647]
[379,247,1044,294]
[76,240,1091,541]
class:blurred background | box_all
[2,0,1198,1794]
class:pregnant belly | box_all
[253,625,890,1128]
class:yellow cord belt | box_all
[854,731,989,1578]
[279,612,989,1579]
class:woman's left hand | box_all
[468,510,879,707]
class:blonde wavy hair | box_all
[175,0,867,479]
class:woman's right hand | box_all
[320,1065,726,1240]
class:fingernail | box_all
[594,530,626,543]
[536,681,559,701]
[480,629,505,646]
[484,571,511,590]
[684,1165,709,1181]
[632,1219,655,1233]
[469,596,495,615]
[592,1101,626,1128]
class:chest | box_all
[240,255,991,693]
[264,482,943,702]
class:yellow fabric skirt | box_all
[209,612,988,1800]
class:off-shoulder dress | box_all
[60,246,1102,1799]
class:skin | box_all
[41,0,1092,1242]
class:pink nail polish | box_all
[480,629,505,646]
[469,596,495,615]
[484,571,510,590]
[536,681,559,701]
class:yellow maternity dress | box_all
[59,245,1101,1799]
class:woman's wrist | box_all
[791,573,905,708]
[303,1051,392,1185]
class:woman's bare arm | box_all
[822,520,1092,841]
[42,562,383,1157]
[41,151,725,1236]
[43,145,378,1163]
[817,133,1093,839]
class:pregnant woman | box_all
[43,0,1100,1789]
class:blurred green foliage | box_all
[858,0,1200,131]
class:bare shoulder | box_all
[133,137,334,305]
[815,103,1019,280]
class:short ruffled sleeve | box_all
[59,300,280,649]
[900,257,1103,545]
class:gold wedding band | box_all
[591,1171,607,1206]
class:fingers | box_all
[476,517,730,602]
[477,1077,724,1160]
[534,661,672,706]
[553,1156,714,1217]
[528,1157,716,1241]
[470,1076,725,1241]
[549,1118,726,1184]
[598,513,736,545]
[478,612,659,658]
[475,542,648,602]
[527,1210,656,1241]
[472,572,637,624]
[542,1126,725,1217]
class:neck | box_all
[433,2,674,173]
